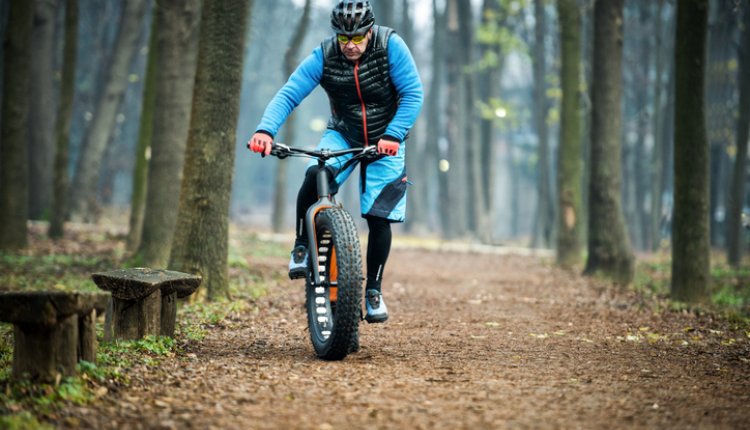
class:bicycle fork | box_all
[305,164,336,287]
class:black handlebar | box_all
[270,143,378,162]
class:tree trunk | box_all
[127,13,158,252]
[650,0,670,251]
[0,0,34,250]
[429,0,446,235]
[28,0,58,220]
[455,0,483,239]
[477,0,501,243]
[69,0,148,222]
[273,0,311,234]
[443,0,467,239]
[556,0,584,269]
[49,0,78,239]
[584,0,634,284]
[726,5,750,267]
[531,0,554,249]
[706,2,737,248]
[402,0,427,234]
[137,0,201,268]
[671,0,710,302]
[634,2,652,251]
[169,0,251,300]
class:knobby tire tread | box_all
[307,207,362,360]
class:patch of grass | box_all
[0,252,116,293]
[0,411,53,430]
[0,224,283,424]
[633,257,750,320]
[233,232,289,259]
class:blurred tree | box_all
[532,0,554,248]
[429,0,449,236]
[273,0,312,234]
[706,1,739,247]
[556,0,584,269]
[49,0,78,239]
[169,0,251,300]
[69,0,147,222]
[649,0,674,251]
[443,0,468,238]
[583,0,633,284]
[0,0,34,249]
[726,4,750,267]
[373,0,396,29]
[126,12,158,252]
[475,0,501,243]
[137,0,201,268]
[457,0,485,239]
[671,0,709,302]
[28,0,58,220]
[402,0,429,234]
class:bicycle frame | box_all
[269,143,378,286]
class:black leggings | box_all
[295,167,392,292]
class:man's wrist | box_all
[381,134,400,143]
[255,130,274,139]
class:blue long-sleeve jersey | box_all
[255,32,424,143]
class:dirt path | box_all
[61,248,749,429]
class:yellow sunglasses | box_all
[337,34,366,45]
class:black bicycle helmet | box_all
[330,0,375,36]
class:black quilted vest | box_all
[320,25,399,148]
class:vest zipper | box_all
[353,60,369,147]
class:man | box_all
[248,0,423,323]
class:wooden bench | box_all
[91,268,201,340]
[0,291,110,382]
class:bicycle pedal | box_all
[288,269,307,280]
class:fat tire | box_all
[306,207,362,360]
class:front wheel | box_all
[306,207,362,360]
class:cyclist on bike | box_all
[248,0,423,324]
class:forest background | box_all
[1,0,749,302]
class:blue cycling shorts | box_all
[307,129,408,222]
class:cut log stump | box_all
[0,291,110,382]
[91,268,201,340]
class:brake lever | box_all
[271,143,291,159]
[362,146,379,159]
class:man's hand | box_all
[248,132,273,157]
[376,137,400,156]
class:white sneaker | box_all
[288,245,308,280]
[365,289,388,323]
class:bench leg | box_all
[78,309,97,363]
[12,315,78,382]
[160,291,177,337]
[112,288,161,340]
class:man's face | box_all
[337,29,372,62]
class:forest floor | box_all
[2,224,750,429]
